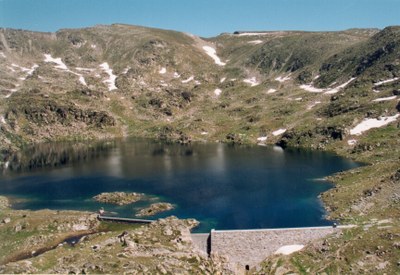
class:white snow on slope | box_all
[307,101,322,110]
[372,96,397,102]
[237,32,272,36]
[122,67,130,74]
[300,78,356,94]
[202,46,226,66]
[275,75,291,82]
[214,88,222,97]
[78,76,87,86]
[159,67,166,74]
[181,76,194,84]
[324,78,356,94]
[257,136,267,142]
[220,77,226,83]
[11,63,38,75]
[272,128,287,136]
[0,52,6,58]
[0,115,6,124]
[266,88,277,94]
[44,55,89,87]
[76,67,95,72]
[44,54,68,70]
[248,40,263,45]
[174,72,181,78]
[300,84,325,93]
[374,77,399,86]
[274,245,304,255]
[347,139,357,146]
[243,77,260,87]
[350,114,399,135]
[99,62,117,91]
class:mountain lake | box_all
[0,138,361,232]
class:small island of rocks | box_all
[136,203,174,217]
[93,192,144,205]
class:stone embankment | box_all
[191,225,354,273]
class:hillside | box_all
[0,24,400,274]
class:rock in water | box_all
[93,192,144,205]
[136,203,174,217]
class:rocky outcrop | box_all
[0,215,232,274]
[93,192,144,205]
[7,96,115,128]
[136,203,174,217]
[0,196,9,209]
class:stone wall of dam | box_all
[191,225,354,273]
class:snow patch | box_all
[257,136,267,142]
[214,88,222,97]
[350,114,399,135]
[299,84,326,93]
[272,128,287,136]
[201,131,208,135]
[372,96,397,102]
[76,67,95,72]
[295,97,302,101]
[307,101,322,110]
[173,72,181,78]
[266,88,277,94]
[202,46,226,66]
[248,40,263,45]
[237,32,272,36]
[300,78,356,94]
[159,67,166,74]
[0,116,6,124]
[220,77,226,83]
[99,62,117,91]
[181,76,194,84]
[44,54,68,70]
[243,77,260,87]
[348,139,357,146]
[91,44,97,49]
[78,76,87,86]
[324,78,356,94]
[275,75,291,82]
[10,63,38,75]
[122,67,130,74]
[274,245,304,255]
[0,52,6,58]
[374,77,399,86]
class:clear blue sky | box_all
[1,0,399,37]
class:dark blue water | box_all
[0,139,360,232]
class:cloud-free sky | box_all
[1,0,399,37]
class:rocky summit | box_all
[0,24,400,274]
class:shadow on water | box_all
[0,138,362,232]
[2,140,118,174]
